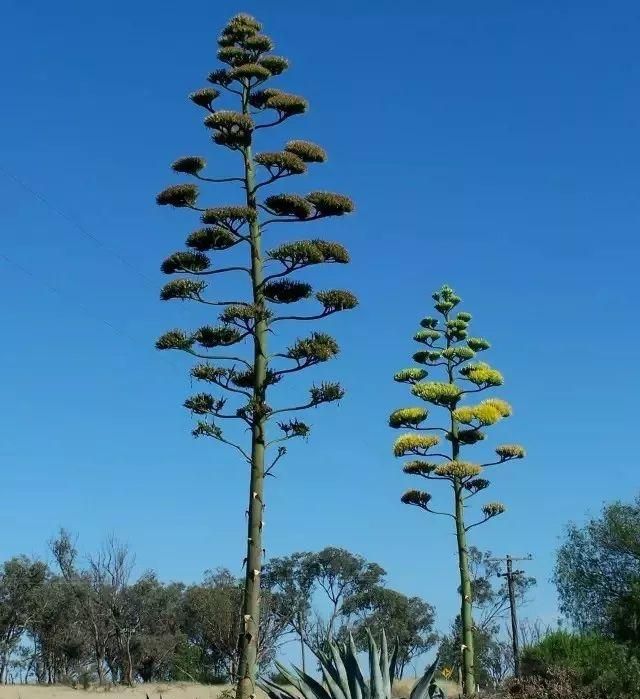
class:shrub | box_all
[521,630,640,698]
[506,667,596,699]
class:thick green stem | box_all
[455,479,475,696]
[236,83,268,699]
[447,321,475,697]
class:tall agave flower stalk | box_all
[391,285,525,697]
[260,631,442,699]
[155,14,355,699]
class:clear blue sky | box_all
[1,0,639,655]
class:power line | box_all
[487,553,533,678]
[0,251,189,379]
[0,164,156,289]
[0,251,144,347]
[0,165,189,376]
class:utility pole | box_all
[488,554,532,678]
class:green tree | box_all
[343,586,437,677]
[390,285,525,697]
[264,547,385,662]
[554,495,640,634]
[262,552,315,671]
[438,547,536,688]
[0,556,48,682]
[154,14,355,699]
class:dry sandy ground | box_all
[0,680,460,699]
[0,684,231,699]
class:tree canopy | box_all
[554,495,640,633]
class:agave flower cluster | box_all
[391,284,525,524]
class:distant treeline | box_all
[0,532,437,686]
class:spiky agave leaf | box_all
[366,630,384,699]
[408,655,440,699]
